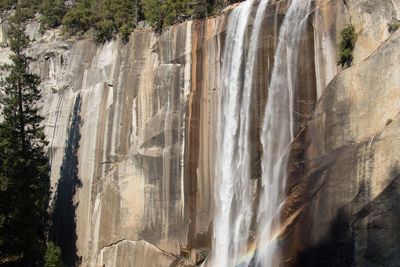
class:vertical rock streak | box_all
[213,1,268,266]
[256,0,311,266]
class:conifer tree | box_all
[0,13,50,265]
[40,0,67,31]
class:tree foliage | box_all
[44,242,64,267]
[388,21,400,33]
[0,0,243,44]
[93,0,141,43]
[0,0,42,20]
[141,0,191,29]
[0,0,17,12]
[62,0,94,36]
[40,0,67,31]
[141,0,225,29]
[338,24,356,68]
[62,0,141,42]
[0,14,50,265]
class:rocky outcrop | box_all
[40,27,192,265]
[345,0,398,63]
[1,19,196,265]
[287,31,400,267]
[284,1,400,266]
[1,7,233,265]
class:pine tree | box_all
[0,14,50,265]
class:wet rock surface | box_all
[0,0,399,266]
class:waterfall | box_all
[212,1,268,266]
[256,0,311,266]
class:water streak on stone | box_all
[213,1,268,266]
[256,0,312,266]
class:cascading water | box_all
[212,1,269,266]
[212,0,311,266]
[256,0,312,266]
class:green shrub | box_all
[93,0,139,42]
[3,0,41,22]
[388,21,400,33]
[39,0,66,31]
[338,24,356,67]
[208,0,231,16]
[62,0,94,36]
[0,0,17,12]
[141,0,213,29]
[141,0,163,29]
[119,23,133,43]
[44,242,63,267]
[94,19,115,43]
[63,0,139,42]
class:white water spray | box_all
[256,0,311,266]
[212,1,269,266]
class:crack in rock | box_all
[99,238,178,258]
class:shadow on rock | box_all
[296,165,400,267]
[49,94,83,266]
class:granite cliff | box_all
[0,0,399,266]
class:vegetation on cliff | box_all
[61,0,141,43]
[338,24,356,68]
[40,0,67,31]
[44,242,64,267]
[141,0,226,30]
[388,20,400,33]
[0,0,242,42]
[0,13,51,265]
[0,0,41,20]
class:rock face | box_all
[284,1,400,267]
[0,0,399,266]
[36,26,193,266]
